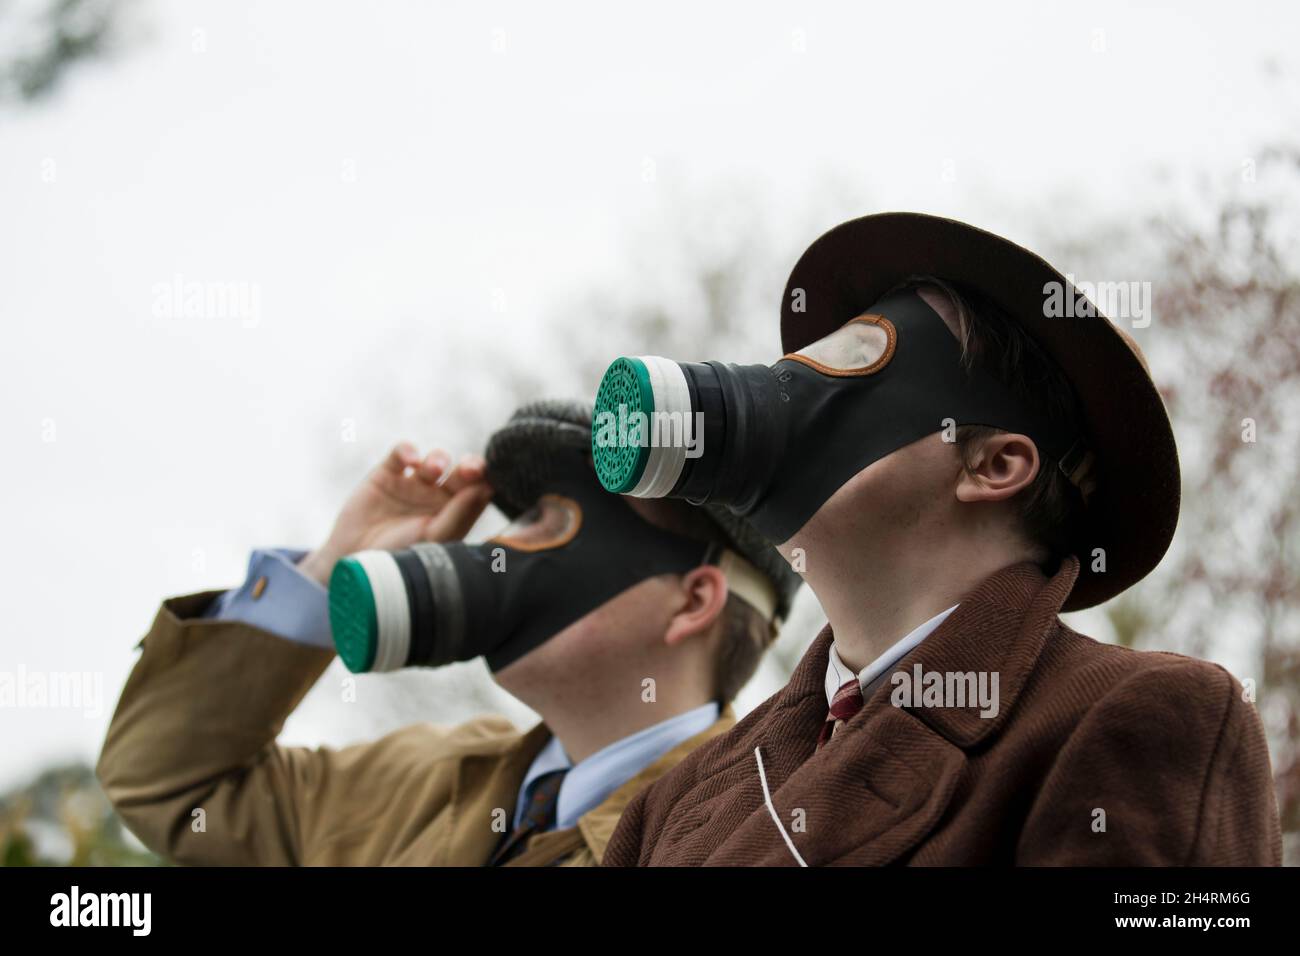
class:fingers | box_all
[440,453,487,493]
[382,441,421,475]
[417,449,452,483]
[379,444,487,509]
[383,443,463,484]
[424,482,495,543]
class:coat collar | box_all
[578,707,736,862]
[444,721,552,866]
[447,708,737,866]
[783,555,1078,749]
[879,555,1078,747]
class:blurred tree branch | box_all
[1066,143,1300,862]
[0,0,128,103]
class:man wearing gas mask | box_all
[594,213,1282,866]
[97,401,800,866]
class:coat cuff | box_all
[202,548,333,650]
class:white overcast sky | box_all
[1,0,1295,788]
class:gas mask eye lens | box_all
[786,313,896,376]
[489,493,583,552]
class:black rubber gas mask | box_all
[328,455,711,673]
[590,290,1083,544]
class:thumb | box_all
[424,482,494,543]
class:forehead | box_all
[911,285,963,339]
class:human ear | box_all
[954,432,1040,504]
[663,564,729,647]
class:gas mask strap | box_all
[1057,438,1097,505]
[716,548,779,624]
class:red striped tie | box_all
[817,678,865,748]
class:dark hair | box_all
[895,276,1088,563]
[710,600,775,702]
[629,497,777,702]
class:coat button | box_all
[252,576,268,599]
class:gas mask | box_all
[327,455,719,674]
[590,289,1085,544]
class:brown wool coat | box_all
[604,558,1282,866]
[96,592,734,866]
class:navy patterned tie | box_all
[490,768,568,865]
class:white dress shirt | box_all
[824,605,960,706]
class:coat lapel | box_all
[709,657,967,866]
[707,557,1079,866]
[443,722,550,866]
[880,556,1078,747]
[448,710,740,866]
[775,701,967,865]
[577,709,737,862]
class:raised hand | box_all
[297,443,494,587]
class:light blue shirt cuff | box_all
[203,548,334,650]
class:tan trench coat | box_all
[97,591,734,866]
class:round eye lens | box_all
[789,315,895,376]
[489,494,583,552]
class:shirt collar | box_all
[824,604,960,707]
[515,701,721,832]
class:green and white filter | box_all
[591,355,692,498]
[329,551,412,673]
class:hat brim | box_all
[780,212,1180,611]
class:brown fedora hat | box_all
[779,212,1180,611]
